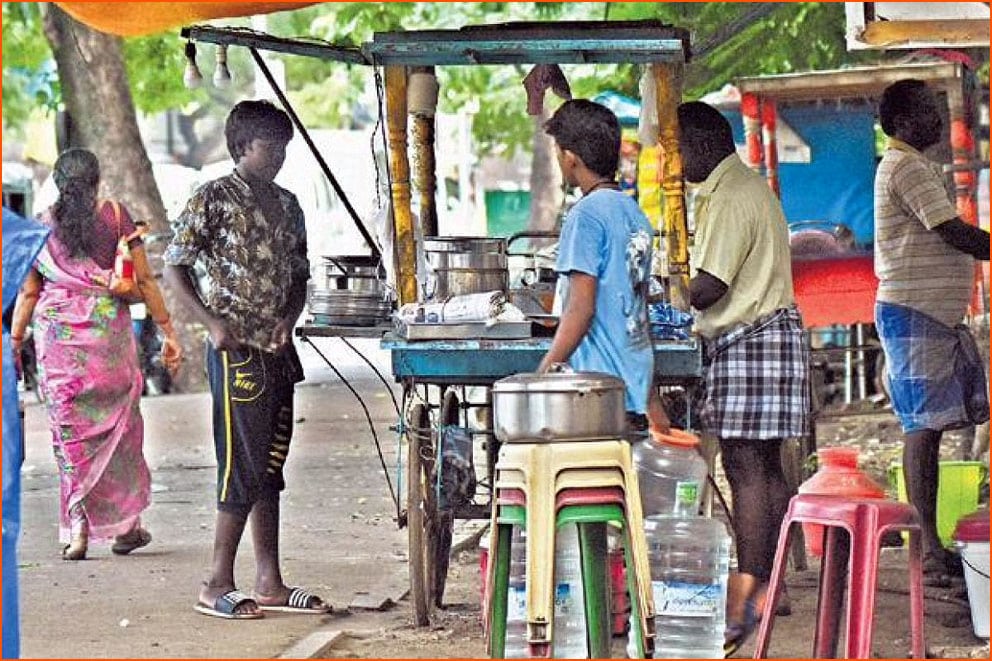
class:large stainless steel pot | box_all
[423,237,508,299]
[492,367,626,442]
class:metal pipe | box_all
[249,48,381,259]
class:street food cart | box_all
[182,20,699,627]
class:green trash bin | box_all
[485,190,531,238]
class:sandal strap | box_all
[287,587,317,609]
[217,590,254,613]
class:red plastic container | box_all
[797,447,885,556]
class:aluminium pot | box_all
[492,367,627,442]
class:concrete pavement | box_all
[13,337,990,658]
[17,338,415,658]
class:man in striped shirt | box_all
[874,79,989,576]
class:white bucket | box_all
[957,540,990,639]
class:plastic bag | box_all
[435,426,476,510]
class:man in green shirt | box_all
[679,101,811,656]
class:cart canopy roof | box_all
[734,61,966,103]
[183,20,691,67]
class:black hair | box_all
[224,100,294,161]
[677,101,736,159]
[879,79,929,136]
[52,148,100,259]
[544,99,621,178]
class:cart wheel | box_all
[407,402,435,626]
[432,390,460,608]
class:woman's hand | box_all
[160,335,183,376]
[156,319,183,376]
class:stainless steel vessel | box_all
[423,237,508,299]
[492,367,627,442]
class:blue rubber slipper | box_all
[724,598,758,658]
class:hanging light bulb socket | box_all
[183,41,203,90]
[213,44,232,89]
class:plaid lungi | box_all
[875,301,989,434]
[701,307,811,440]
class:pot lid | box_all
[954,508,990,542]
[493,368,624,394]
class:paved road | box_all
[17,338,413,658]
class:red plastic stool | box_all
[753,494,925,659]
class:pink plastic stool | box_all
[753,494,925,659]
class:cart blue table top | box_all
[381,335,702,385]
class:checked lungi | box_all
[700,307,811,440]
[876,301,989,434]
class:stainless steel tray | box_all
[394,319,532,341]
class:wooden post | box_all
[409,66,438,238]
[947,84,985,314]
[654,62,690,311]
[741,92,763,172]
[385,65,418,304]
[761,99,780,198]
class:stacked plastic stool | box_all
[753,494,926,659]
[484,440,656,659]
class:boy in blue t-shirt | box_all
[537,99,669,433]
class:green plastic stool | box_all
[488,503,650,659]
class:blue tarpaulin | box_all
[3,207,49,659]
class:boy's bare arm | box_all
[538,272,596,372]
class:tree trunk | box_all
[527,108,562,238]
[42,5,205,392]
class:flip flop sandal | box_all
[255,587,332,614]
[724,599,758,658]
[111,527,152,555]
[194,589,264,620]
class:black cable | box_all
[302,335,400,521]
[339,336,401,417]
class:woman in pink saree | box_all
[11,149,182,560]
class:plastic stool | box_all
[753,494,926,659]
[493,440,656,643]
[488,503,650,658]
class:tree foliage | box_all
[4,2,979,157]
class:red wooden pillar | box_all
[741,92,763,173]
[762,99,780,198]
[950,102,984,313]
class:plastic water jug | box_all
[504,527,529,658]
[632,429,708,518]
[553,524,588,659]
[798,446,884,557]
[644,515,730,659]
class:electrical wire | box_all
[301,335,401,522]
[339,336,401,417]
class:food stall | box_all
[181,20,699,627]
[728,61,984,404]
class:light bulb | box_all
[213,45,232,89]
[183,41,203,90]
